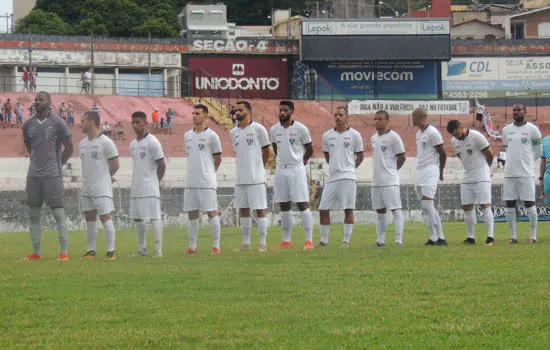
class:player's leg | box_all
[317,181,336,247]
[420,185,445,246]
[293,166,313,249]
[82,208,98,260]
[24,177,43,260]
[149,198,163,257]
[46,177,70,260]
[203,189,221,255]
[520,178,538,243]
[250,184,268,251]
[342,209,354,248]
[99,213,116,260]
[274,169,293,248]
[371,187,386,246]
[416,185,437,245]
[503,178,518,243]
[130,198,148,256]
[340,180,356,247]
[478,182,494,245]
[184,188,199,254]
[461,184,476,244]
[386,185,404,246]
[235,185,252,251]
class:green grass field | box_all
[1,222,549,349]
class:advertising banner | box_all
[349,100,469,115]
[442,57,550,99]
[188,57,288,99]
[302,20,450,36]
[308,61,439,100]
[477,205,550,223]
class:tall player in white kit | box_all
[129,111,166,257]
[270,100,314,250]
[370,110,406,247]
[316,106,364,248]
[183,104,223,255]
[79,111,120,260]
[502,104,542,244]
[231,101,271,252]
[412,108,448,246]
[446,120,495,245]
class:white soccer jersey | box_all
[371,130,406,187]
[451,129,491,184]
[269,121,312,168]
[416,125,444,169]
[79,134,119,198]
[184,127,222,189]
[322,127,363,183]
[502,122,542,178]
[129,133,164,198]
[231,121,270,185]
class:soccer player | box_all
[370,110,406,247]
[412,108,447,246]
[79,111,120,260]
[447,120,495,245]
[22,91,74,261]
[230,101,271,252]
[540,135,550,204]
[316,106,364,248]
[270,100,314,249]
[129,111,166,256]
[502,104,542,244]
[184,104,223,255]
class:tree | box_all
[15,9,73,35]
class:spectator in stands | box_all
[102,121,112,138]
[91,104,100,115]
[0,99,3,128]
[4,98,13,128]
[59,102,67,123]
[83,70,92,94]
[165,108,174,135]
[15,102,24,127]
[160,117,167,133]
[498,148,506,168]
[115,121,125,140]
[28,104,36,118]
[230,105,237,126]
[67,103,75,127]
[476,104,485,129]
[22,67,29,92]
[151,108,160,131]
[29,68,37,93]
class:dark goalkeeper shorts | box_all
[26,177,64,208]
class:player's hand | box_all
[439,174,444,182]
[490,169,494,178]
[111,176,117,183]
[303,159,308,166]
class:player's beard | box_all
[279,115,290,124]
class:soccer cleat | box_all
[508,238,519,245]
[275,241,293,249]
[152,250,163,257]
[234,244,251,252]
[80,250,96,260]
[57,253,69,261]
[315,242,328,248]
[424,239,438,246]
[436,239,448,246]
[303,241,314,250]
[371,242,385,248]
[485,237,495,246]
[340,241,351,248]
[395,242,404,248]
[23,253,42,261]
[185,248,198,255]
[528,239,537,244]
[105,251,116,261]
[131,249,148,257]
[211,247,221,255]
[463,238,476,245]
[257,244,268,252]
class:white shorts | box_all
[371,186,402,211]
[80,196,114,216]
[503,177,536,202]
[415,185,438,200]
[273,165,309,203]
[184,188,218,212]
[461,182,492,205]
[235,183,267,210]
[319,179,356,210]
[130,197,161,221]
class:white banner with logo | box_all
[348,100,470,115]
[302,20,450,36]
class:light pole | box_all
[379,1,400,17]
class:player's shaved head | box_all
[36,91,51,103]
[376,110,390,120]
[131,111,147,120]
[84,111,100,128]
[412,107,427,119]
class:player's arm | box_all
[355,151,364,168]
[262,146,270,167]
[61,136,74,165]
[156,158,166,182]
[396,153,406,170]
[540,157,546,184]
[108,157,120,176]
[22,124,31,154]
[482,146,493,167]
[213,153,222,171]
[532,130,543,160]
[435,145,446,181]
[303,143,313,165]
[271,143,278,157]
[323,152,330,164]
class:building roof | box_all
[452,19,502,29]
[509,5,550,18]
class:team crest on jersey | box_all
[422,141,427,149]
[92,151,99,160]
[246,138,254,146]
[344,141,350,149]
[140,151,146,159]
[381,145,387,152]
[198,144,205,151]
[289,138,295,145]
[44,127,56,143]
[466,149,472,155]
[521,137,528,144]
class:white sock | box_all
[135,221,147,251]
[376,213,388,244]
[209,216,221,249]
[240,216,252,245]
[422,200,437,242]
[151,219,163,252]
[188,219,199,250]
[53,208,69,255]
[280,211,292,242]
[464,210,476,239]
[506,208,517,239]
[343,224,353,243]
[302,209,313,242]
[103,219,116,252]
[392,209,404,244]
[320,224,330,244]
[527,206,538,240]
[257,217,268,246]
[483,207,494,238]
[86,220,98,251]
